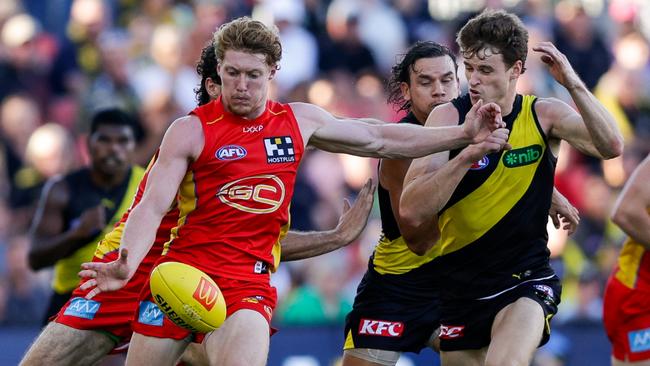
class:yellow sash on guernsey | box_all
[436,95,546,257]
[372,235,437,275]
[51,166,145,294]
[615,208,650,289]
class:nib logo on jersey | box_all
[358,319,404,337]
[264,136,295,164]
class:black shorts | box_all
[343,260,441,353]
[439,276,561,352]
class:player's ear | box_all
[268,65,278,80]
[206,78,221,99]
[510,60,523,80]
[400,81,411,102]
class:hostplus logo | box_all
[502,144,543,168]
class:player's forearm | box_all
[280,230,346,261]
[121,204,165,277]
[378,124,472,159]
[612,209,650,249]
[400,152,473,231]
[566,83,623,159]
[28,232,87,270]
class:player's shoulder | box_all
[425,101,460,127]
[532,96,571,118]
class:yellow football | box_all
[149,261,226,333]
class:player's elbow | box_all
[611,205,633,231]
[601,135,624,160]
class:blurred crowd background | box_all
[0,0,649,364]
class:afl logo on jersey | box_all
[216,145,247,161]
[469,156,489,170]
[217,175,285,214]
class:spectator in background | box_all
[553,3,611,90]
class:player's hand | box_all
[461,127,511,163]
[333,179,376,244]
[533,42,583,90]
[463,99,505,144]
[73,205,106,240]
[549,189,580,235]
[78,248,131,299]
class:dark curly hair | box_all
[194,41,221,106]
[387,41,458,112]
[457,9,528,72]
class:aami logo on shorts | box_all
[192,277,220,311]
[217,174,285,214]
[358,319,404,337]
[138,301,164,326]
[439,325,465,339]
[502,144,543,168]
[216,145,247,161]
[629,328,650,353]
[470,155,490,170]
[264,136,295,164]
[63,297,101,320]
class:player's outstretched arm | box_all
[280,179,375,261]
[549,187,580,235]
[533,42,623,159]
[611,154,650,248]
[400,104,510,255]
[290,100,502,159]
[79,116,204,298]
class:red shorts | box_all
[132,263,277,342]
[54,251,151,353]
[603,274,650,362]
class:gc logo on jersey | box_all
[216,145,247,161]
[217,174,286,214]
[264,136,295,164]
[64,297,101,319]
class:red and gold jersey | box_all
[94,153,179,277]
[163,97,304,281]
[614,223,650,292]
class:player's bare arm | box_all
[611,154,650,248]
[290,100,502,159]
[532,42,623,159]
[79,116,204,298]
[400,103,510,254]
[549,188,580,235]
[28,177,105,270]
[281,179,375,261]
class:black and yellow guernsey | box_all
[435,94,557,301]
[52,166,144,294]
[370,112,440,294]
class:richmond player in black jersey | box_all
[400,10,622,366]
[28,109,143,325]
[342,41,579,366]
